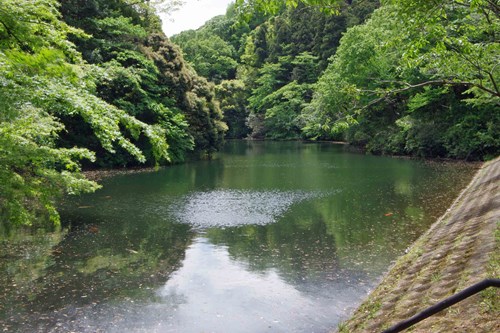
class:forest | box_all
[0,0,499,230]
[174,0,499,154]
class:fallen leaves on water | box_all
[88,225,99,234]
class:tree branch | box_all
[0,18,33,53]
[358,79,499,112]
[487,70,499,96]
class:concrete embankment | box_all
[340,157,500,332]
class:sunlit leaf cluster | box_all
[0,0,226,228]
[303,0,499,157]
[235,0,343,15]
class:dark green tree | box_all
[304,1,499,159]
[172,30,238,83]
[59,0,226,165]
[215,80,251,138]
[0,0,170,227]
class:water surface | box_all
[0,141,476,332]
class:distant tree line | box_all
[174,0,499,159]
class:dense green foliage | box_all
[59,0,226,165]
[173,31,238,83]
[234,0,345,15]
[175,0,378,139]
[172,3,270,138]
[1,0,498,230]
[0,0,226,229]
[176,0,498,158]
[304,0,499,159]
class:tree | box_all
[264,81,313,139]
[215,80,250,138]
[388,0,500,102]
[143,33,227,154]
[0,67,99,227]
[0,0,169,227]
[60,0,227,163]
[173,31,238,83]
[302,5,402,138]
[234,0,345,15]
[246,62,286,137]
[303,2,499,159]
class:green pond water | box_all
[0,141,477,332]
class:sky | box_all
[161,0,234,36]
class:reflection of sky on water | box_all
[30,237,367,333]
[171,189,332,228]
[156,237,359,332]
[101,237,364,333]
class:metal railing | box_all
[382,278,500,333]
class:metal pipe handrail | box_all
[382,278,500,333]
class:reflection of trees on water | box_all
[203,157,476,287]
[0,231,65,327]
[0,209,194,332]
[204,206,343,284]
[315,162,476,271]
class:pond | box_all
[0,141,477,332]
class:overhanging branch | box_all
[0,18,33,53]
[358,79,499,112]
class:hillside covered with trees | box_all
[174,0,499,157]
[0,0,498,230]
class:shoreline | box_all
[338,157,500,332]
[82,166,163,182]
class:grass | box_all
[480,221,499,314]
[336,321,349,333]
[431,272,442,283]
[362,300,382,320]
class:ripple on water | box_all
[171,189,333,228]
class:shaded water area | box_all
[0,141,477,332]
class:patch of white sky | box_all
[161,0,234,37]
